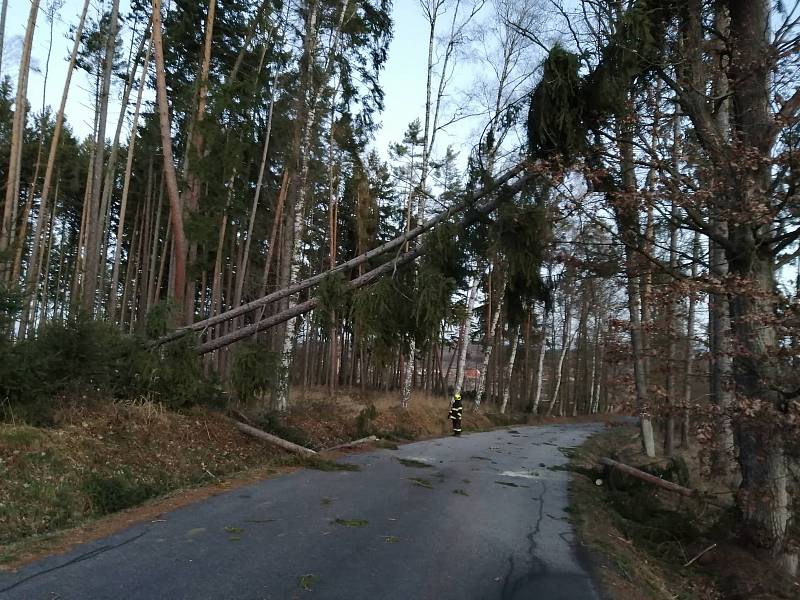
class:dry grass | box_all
[569,424,800,600]
[1,387,614,574]
[0,401,286,563]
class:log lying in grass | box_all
[235,421,317,457]
[599,457,695,497]
[323,436,378,452]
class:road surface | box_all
[0,424,604,599]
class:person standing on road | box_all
[449,393,463,436]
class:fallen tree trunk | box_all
[323,435,378,452]
[235,421,317,457]
[154,163,528,347]
[599,457,695,497]
[198,245,421,353]
[195,171,535,354]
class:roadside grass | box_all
[567,425,712,599]
[1,385,614,571]
[0,402,284,564]
[568,424,800,600]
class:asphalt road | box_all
[0,424,604,600]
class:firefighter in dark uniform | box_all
[449,393,463,436]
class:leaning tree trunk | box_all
[182,0,217,323]
[151,0,187,319]
[82,0,120,313]
[109,39,151,323]
[0,0,40,281]
[21,0,91,331]
[97,24,150,309]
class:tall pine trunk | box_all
[82,0,120,313]
[152,0,187,320]
[0,0,40,281]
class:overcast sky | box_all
[2,1,488,163]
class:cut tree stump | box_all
[235,421,317,457]
[599,457,695,497]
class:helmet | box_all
[454,393,461,400]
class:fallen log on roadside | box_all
[599,457,695,497]
[235,421,317,457]
[323,436,378,452]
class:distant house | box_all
[463,368,480,382]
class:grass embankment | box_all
[0,390,536,568]
[0,401,294,566]
[569,424,799,599]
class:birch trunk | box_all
[664,199,679,455]
[681,231,700,448]
[453,277,480,398]
[475,277,506,409]
[500,325,520,414]
[275,0,351,411]
[708,4,735,475]
[531,307,548,414]
[615,113,655,457]
[145,183,165,314]
[547,307,575,417]
[233,3,291,313]
[588,311,603,414]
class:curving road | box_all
[0,424,604,600]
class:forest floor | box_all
[0,389,607,571]
[569,424,800,600]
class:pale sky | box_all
[2,1,492,165]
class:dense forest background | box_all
[2,0,800,580]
